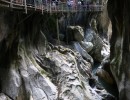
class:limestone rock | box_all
[67,26,84,42]
[74,26,84,42]
[0,10,113,100]
[73,42,94,65]
[0,93,11,100]
[44,46,102,100]
[96,56,118,98]
[107,0,130,99]
[84,29,110,62]
[1,44,57,100]
[80,41,93,53]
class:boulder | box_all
[96,56,118,98]
[84,29,110,62]
[73,42,94,65]
[74,26,84,42]
[80,41,93,53]
[67,26,84,42]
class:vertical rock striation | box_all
[108,0,130,99]
[0,10,108,100]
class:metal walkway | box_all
[0,0,103,14]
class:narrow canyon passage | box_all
[0,0,129,100]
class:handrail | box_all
[0,0,103,13]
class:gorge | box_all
[0,0,129,100]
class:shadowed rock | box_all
[107,0,130,99]
[67,26,84,42]
[96,56,119,99]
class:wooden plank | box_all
[56,17,60,44]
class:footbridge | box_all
[0,0,104,14]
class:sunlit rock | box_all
[84,29,110,62]
[44,46,102,100]
[73,42,94,65]
[0,93,11,100]
[80,41,93,53]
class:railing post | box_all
[47,3,48,12]
[24,0,27,14]
[45,0,48,12]
[21,0,23,5]
[34,0,37,10]
[42,4,43,14]
[62,3,63,12]
[56,17,60,44]
[10,0,13,8]
[50,2,51,13]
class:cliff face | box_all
[0,4,114,99]
[0,10,106,100]
[97,2,110,39]
[108,0,130,99]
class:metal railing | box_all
[46,2,103,13]
[0,0,103,13]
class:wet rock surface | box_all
[0,9,116,100]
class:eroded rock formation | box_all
[0,2,116,99]
[107,0,130,99]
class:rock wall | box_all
[0,10,110,100]
[97,2,110,40]
[108,0,130,99]
[0,0,117,97]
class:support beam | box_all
[56,17,60,44]
[10,0,13,8]
[24,0,27,13]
